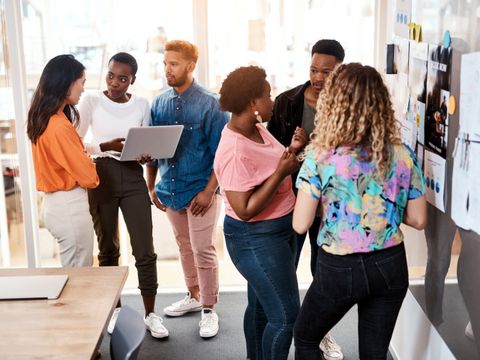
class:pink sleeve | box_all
[220,154,258,192]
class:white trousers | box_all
[43,186,94,267]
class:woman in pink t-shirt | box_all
[214,66,307,360]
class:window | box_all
[207,0,375,94]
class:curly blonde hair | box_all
[307,62,401,179]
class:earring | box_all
[254,110,263,123]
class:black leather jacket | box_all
[267,81,310,147]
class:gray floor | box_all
[99,291,394,359]
[410,284,479,360]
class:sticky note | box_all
[444,30,451,48]
[448,95,456,115]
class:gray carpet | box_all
[99,291,394,359]
[410,283,479,360]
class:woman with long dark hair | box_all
[28,54,99,267]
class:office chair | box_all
[110,305,146,360]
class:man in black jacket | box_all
[267,38,345,360]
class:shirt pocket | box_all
[180,121,203,149]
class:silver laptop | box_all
[116,125,184,161]
[0,275,68,300]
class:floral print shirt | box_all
[296,144,425,255]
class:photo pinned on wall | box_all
[460,52,480,135]
[451,134,480,234]
[451,52,480,235]
[416,143,424,167]
[394,0,412,38]
[466,142,480,235]
[390,73,409,124]
[408,99,426,144]
[393,36,410,75]
[424,149,446,212]
[425,44,452,159]
[407,40,428,164]
[451,136,470,230]
[392,37,412,147]
[399,112,417,150]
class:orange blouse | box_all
[32,112,99,192]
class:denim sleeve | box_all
[147,97,160,167]
[204,98,229,157]
[150,97,161,127]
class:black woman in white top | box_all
[78,52,168,339]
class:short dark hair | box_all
[311,39,345,62]
[109,52,138,76]
[219,66,267,115]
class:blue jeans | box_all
[224,214,300,360]
[294,243,408,360]
[294,217,321,276]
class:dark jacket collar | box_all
[282,80,311,104]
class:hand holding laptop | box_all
[136,153,153,164]
[100,137,125,153]
[99,139,152,163]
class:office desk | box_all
[0,266,128,360]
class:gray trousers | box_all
[88,157,158,296]
[424,205,456,325]
[458,229,480,355]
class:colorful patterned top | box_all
[296,144,425,255]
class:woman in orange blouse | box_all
[27,55,99,267]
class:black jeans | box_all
[89,158,158,296]
[294,243,408,360]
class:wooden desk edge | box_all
[0,266,129,360]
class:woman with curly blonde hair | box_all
[292,63,427,359]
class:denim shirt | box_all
[150,81,229,210]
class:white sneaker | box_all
[199,309,219,338]
[163,292,202,317]
[107,307,121,335]
[319,332,344,360]
[144,312,169,339]
[466,321,475,341]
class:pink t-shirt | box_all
[214,124,295,222]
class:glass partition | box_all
[0,0,27,267]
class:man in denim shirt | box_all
[146,40,228,339]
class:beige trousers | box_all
[43,186,94,267]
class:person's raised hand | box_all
[289,127,308,154]
[136,153,153,164]
[100,138,125,152]
[276,150,300,178]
